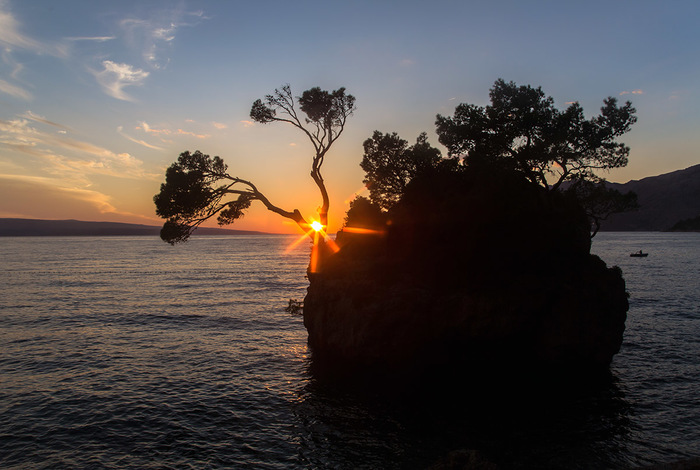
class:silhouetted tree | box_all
[251,85,356,229]
[154,85,355,244]
[435,79,637,191]
[360,131,443,210]
[565,180,639,237]
[343,196,386,229]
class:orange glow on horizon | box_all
[341,226,385,236]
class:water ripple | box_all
[1,234,699,468]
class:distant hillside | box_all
[0,218,270,237]
[668,215,700,232]
[600,164,700,231]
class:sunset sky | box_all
[1,0,698,233]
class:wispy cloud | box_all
[0,1,67,56]
[117,125,164,150]
[0,173,116,211]
[21,111,69,130]
[619,89,644,96]
[0,78,31,100]
[0,2,70,100]
[240,120,255,128]
[92,60,149,101]
[119,8,207,69]
[2,47,24,79]
[66,36,116,42]
[212,122,227,130]
[0,116,155,180]
[136,121,209,139]
[0,173,154,221]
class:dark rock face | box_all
[304,170,628,379]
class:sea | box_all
[0,232,698,469]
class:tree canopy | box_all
[564,179,639,237]
[435,79,637,191]
[360,131,444,210]
[154,85,355,244]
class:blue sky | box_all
[0,0,698,232]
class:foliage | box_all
[155,85,354,245]
[564,180,639,236]
[435,79,637,191]
[360,131,444,210]
[343,196,386,229]
[154,151,255,244]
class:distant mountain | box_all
[0,218,270,237]
[600,164,700,231]
[668,215,700,232]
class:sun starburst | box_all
[284,218,340,273]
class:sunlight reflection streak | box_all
[284,229,313,253]
[285,219,340,272]
[309,231,320,273]
[341,227,385,235]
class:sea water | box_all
[0,233,698,468]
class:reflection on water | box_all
[298,360,633,469]
[1,234,699,468]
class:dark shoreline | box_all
[0,218,273,237]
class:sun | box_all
[311,221,323,232]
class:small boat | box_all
[630,250,648,257]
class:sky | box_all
[0,0,698,233]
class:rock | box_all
[303,169,628,381]
[428,449,499,470]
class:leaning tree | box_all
[154,85,356,245]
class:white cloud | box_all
[153,24,176,42]
[619,89,644,96]
[93,60,149,101]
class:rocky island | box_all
[304,168,629,381]
[154,80,637,383]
